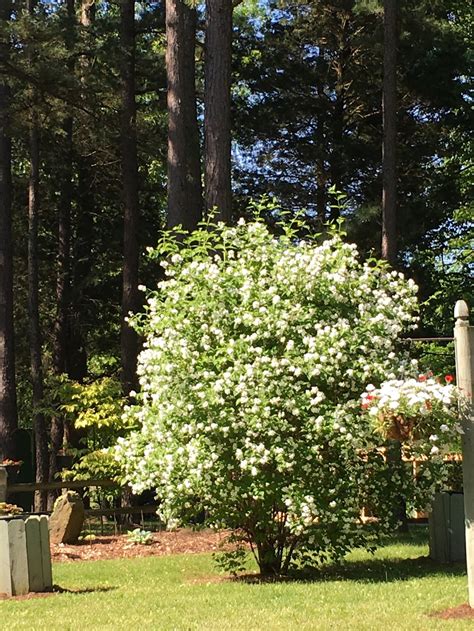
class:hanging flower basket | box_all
[361,374,463,449]
[382,414,417,441]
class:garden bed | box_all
[50,528,231,563]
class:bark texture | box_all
[81,0,95,26]
[120,0,140,396]
[381,0,397,265]
[27,0,48,510]
[49,0,76,507]
[204,0,233,222]
[0,0,18,462]
[166,0,202,230]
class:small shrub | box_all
[126,528,154,545]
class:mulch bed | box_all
[430,604,474,620]
[50,528,231,563]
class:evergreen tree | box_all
[166,0,202,230]
[0,0,18,462]
[204,0,233,221]
[120,0,140,396]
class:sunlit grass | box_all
[1,528,469,630]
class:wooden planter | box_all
[429,492,466,563]
[0,515,53,597]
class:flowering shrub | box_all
[116,216,425,575]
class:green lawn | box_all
[0,530,469,630]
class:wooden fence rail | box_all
[7,479,118,494]
[3,476,160,523]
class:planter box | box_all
[0,515,52,597]
[429,492,466,563]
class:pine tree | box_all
[120,0,140,396]
[204,0,233,221]
[0,0,18,462]
[166,0,202,230]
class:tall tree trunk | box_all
[381,0,397,265]
[60,0,92,446]
[49,0,75,506]
[26,0,48,510]
[119,0,140,396]
[204,0,233,222]
[382,1,405,532]
[81,0,95,26]
[68,0,95,393]
[0,0,18,462]
[166,0,202,230]
[28,116,48,510]
[315,156,327,225]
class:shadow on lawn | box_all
[0,585,117,602]
[237,556,465,585]
[53,584,118,596]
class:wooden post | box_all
[454,300,474,607]
[0,465,6,502]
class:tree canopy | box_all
[0,0,471,507]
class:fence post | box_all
[454,300,474,607]
[0,466,6,503]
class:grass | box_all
[0,528,469,630]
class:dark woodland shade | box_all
[120,0,140,396]
[0,0,18,462]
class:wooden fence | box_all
[4,477,160,529]
[5,454,463,525]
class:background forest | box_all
[0,0,472,510]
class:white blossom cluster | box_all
[115,218,421,569]
[361,375,462,454]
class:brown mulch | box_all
[50,528,232,563]
[0,590,56,601]
[430,604,474,620]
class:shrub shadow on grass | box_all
[235,556,465,585]
[295,555,466,584]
